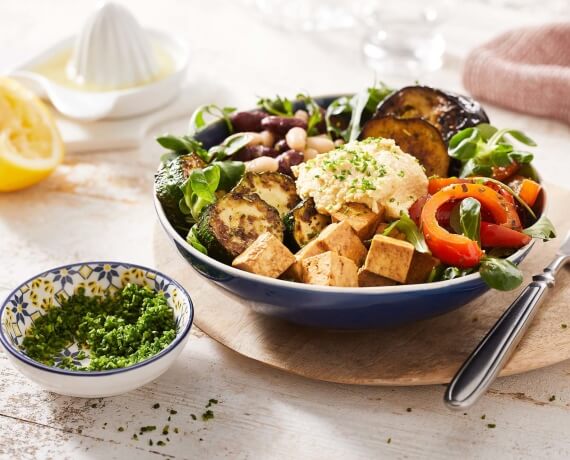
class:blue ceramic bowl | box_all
[0,262,193,397]
[154,95,539,329]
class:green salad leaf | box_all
[479,256,523,291]
[440,266,474,281]
[156,134,209,163]
[179,161,245,222]
[382,212,430,253]
[325,81,392,142]
[348,89,370,142]
[325,95,352,140]
[523,214,557,241]
[365,82,393,113]
[449,124,536,178]
[459,197,481,244]
[180,165,219,221]
[207,132,254,162]
[187,226,208,254]
[212,160,246,191]
[190,167,220,203]
[396,212,430,253]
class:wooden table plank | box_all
[2,328,570,459]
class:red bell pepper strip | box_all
[480,222,531,248]
[492,162,520,182]
[409,195,430,226]
[421,183,523,268]
[428,177,470,195]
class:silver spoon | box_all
[444,230,569,410]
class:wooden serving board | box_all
[153,184,570,386]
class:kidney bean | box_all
[233,145,278,162]
[277,150,304,177]
[261,116,307,136]
[274,139,289,154]
[230,110,267,133]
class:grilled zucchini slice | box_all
[155,153,207,233]
[374,85,489,142]
[360,116,449,177]
[283,198,331,250]
[233,171,300,217]
[196,192,284,262]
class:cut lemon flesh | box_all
[0,77,64,192]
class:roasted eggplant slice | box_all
[155,153,207,233]
[360,116,450,177]
[283,198,331,250]
[196,192,284,262]
[374,86,489,141]
[233,171,300,217]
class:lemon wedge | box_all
[0,77,64,192]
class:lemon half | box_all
[0,77,64,192]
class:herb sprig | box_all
[296,93,323,135]
[189,104,237,135]
[256,95,294,116]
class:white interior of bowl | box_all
[0,262,192,373]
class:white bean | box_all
[242,132,263,146]
[285,127,307,151]
[259,130,275,148]
[303,147,319,161]
[245,156,279,173]
[294,110,309,122]
[334,139,345,147]
[306,136,335,154]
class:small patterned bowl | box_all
[0,262,193,397]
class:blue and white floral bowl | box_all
[0,262,193,397]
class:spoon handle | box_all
[444,271,554,410]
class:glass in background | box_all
[360,1,448,78]
[253,0,376,31]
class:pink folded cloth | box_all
[463,23,570,125]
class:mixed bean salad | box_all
[155,83,556,291]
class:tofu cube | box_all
[357,268,398,287]
[232,232,295,278]
[317,221,367,266]
[330,203,384,240]
[301,251,358,287]
[363,235,414,283]
[283,238,325,281]
[405,252,441,285]
[375,222,407,240]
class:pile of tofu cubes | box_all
[232,203,440,287]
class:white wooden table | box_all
[1,1,570,458]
